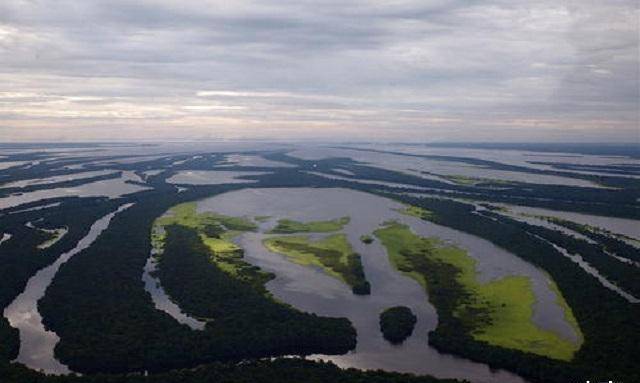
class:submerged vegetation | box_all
[379,306,417,344]
[374,221,581,361]
[269,216,350,234]
[264,234,370,295]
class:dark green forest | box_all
[0,146,638,383]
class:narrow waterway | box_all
[3,203,133,375]
[141,226,207,330]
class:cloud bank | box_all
[0,0,638,142]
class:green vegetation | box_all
[379,306,417,344]
[509,214,640,297]
[159,224,355,340]
[264,234,370,295]
[155,202,257,232]
[360,234,374,244]
[376,194,640,383]
[0,358,462,383]
[153,202,265,282]
[443,175,513,186]
[397,205,436,220]
[548,278,583,346]
[30,225,68,250]
[539,215,640,264]
[38,190,357,374]
[0,197,122,367]
[269,216,350,234]
[374,222,581,361]
[2,148,639,383]
[254,215,271,222]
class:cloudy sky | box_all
[0,0,638,142]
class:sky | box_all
[0,0,638,143]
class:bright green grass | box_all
[155,202,257,232]
[397,205,436,221]
[268,216,350,234]
[263,234,370,294]
[263,235,351,281]
[153,202,258,278]
[374,222,582,361]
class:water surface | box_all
[3,203,133,375]
[196,188,581,382]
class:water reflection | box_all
[3,203,133,375]
[194,188,583,383]
[141,226,207,330]
[167,170,270,185]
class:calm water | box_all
[166,170,271,185]
[0,172,149,210]
[289,147,604,188]
[141,225,207,330]
[195,188,582,383]
[501,205,640,241]
[3,203,133,375]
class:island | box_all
[379,306,417,344]
[263,234,371,295]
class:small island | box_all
[360,234,374,244]
[268,216,350,234]
[263,234,370,295]
[379,306,417,344]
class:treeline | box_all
[0,197,122,364]
[545,218,640,263]
[528,161,640,177]
[263,152,640,219]
[264,236,370,295]
[158,224,356,352]
[379,306,417,344]
[379,193,640,383]
[334,146,640,190]
[483,212,640,297]
[0,172,123,198]
[0,358,464,383]
[37,184,356,374]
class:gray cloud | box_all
[0,0,637,142]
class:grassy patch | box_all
[269,216,350,234]
[153,202,266,284]
[155,202,257,232]
[397,205,436,220]
[374,222,581,361]
[263,234,370,295]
